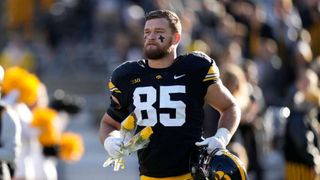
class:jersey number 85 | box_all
[133,85,186,127]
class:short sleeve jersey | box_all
[106,51,220,177]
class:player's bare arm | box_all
[99,113,120,144]
[205,80,241,134]
[195,79,241,153]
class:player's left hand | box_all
[195,128,232,153]
[195,136,226,153]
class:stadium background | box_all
[0,0,319,179]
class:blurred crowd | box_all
[0,65,85,180]
[0,0,319,180]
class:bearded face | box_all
[143,18,175,60]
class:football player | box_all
[99,10,241,180]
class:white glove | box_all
[195,128,232,153]
[104,136,123,158]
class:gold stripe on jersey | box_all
[203,77,217,82]
[108,81,121,93]
[285,161,318,180]
[203,65,219,82]
[140,173,192,180]
[223,151,246,180]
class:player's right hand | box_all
[104,136,123,158]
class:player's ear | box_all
[173,33,181,45]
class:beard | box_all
[144,47,168,59]
[143,39,173,60]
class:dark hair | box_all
[145,10,182,34]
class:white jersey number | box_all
[133,85,186,127]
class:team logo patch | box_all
[174,74,186,79]
[131,78,141,84]
[155,75,162,80]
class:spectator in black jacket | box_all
[284,68,320,179]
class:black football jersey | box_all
[106,51,220,177]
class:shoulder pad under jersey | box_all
[189,51,213,63]
[110,60,146,85]
[185,51,220,82]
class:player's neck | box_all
[147,52,176,69]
